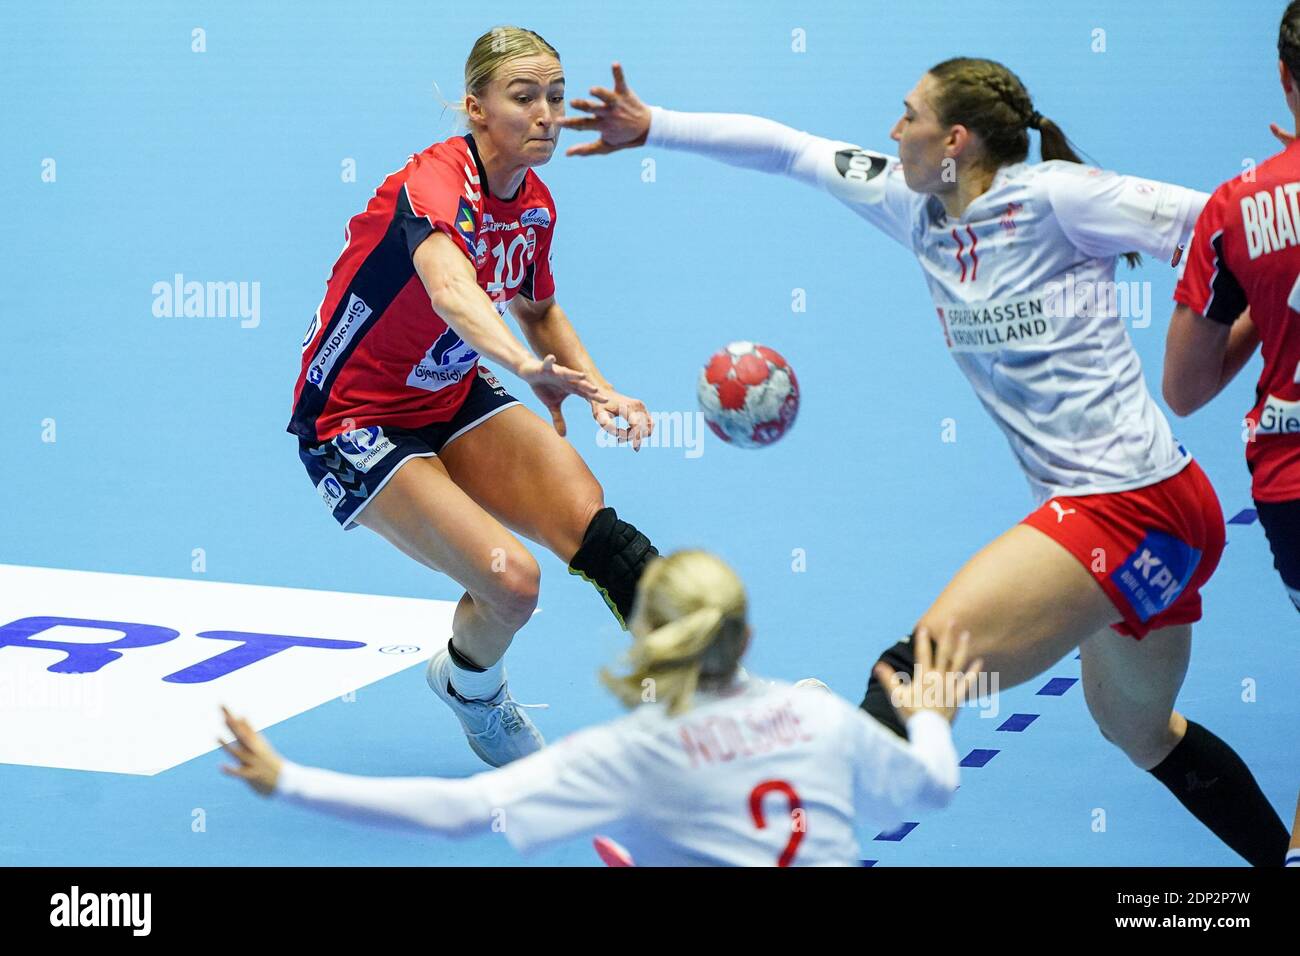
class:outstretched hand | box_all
[218,706,284,797]
[557,62,652,157]
[520,354,608,437]
[873,622,984,725]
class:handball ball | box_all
[696,342,800,448]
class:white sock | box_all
[1286,848,1300,867]
[447,644,505,702]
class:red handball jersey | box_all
[289,133,557,443]
[1175,140,1300,502]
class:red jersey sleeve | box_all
[519,203,557,301]
[1174,181,1249,325]
[397,142,481,263]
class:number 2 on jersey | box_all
[748,780,805,867]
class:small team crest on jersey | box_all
[455,198,476,251]
[476,364,503,391]
[525,227,537,259]
[474,237,488,267]
[316,474,346,512]
[1110,530,1202,622]
[333,426,396,473]
[520,206,551,229]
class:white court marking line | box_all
[0,564,456,775]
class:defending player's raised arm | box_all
[221,706,629,844]
[274,762,503,837]
[846,708,960,822]
[846,625,979,822]
[559,63,919,248]
[1042,162,1209,265]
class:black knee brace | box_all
[568,506,658,629]
[859,634,915,739]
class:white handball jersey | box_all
[274,676,959,866]
[646,107,1208,503]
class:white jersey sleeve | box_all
[477,722,638,855]
[844,708,959,830]
[275,761,499,837]
[274,722,637,853]
[1041,161,1207,264]
[646,105,921,248]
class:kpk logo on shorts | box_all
[1110,530,1202,622]
[333,426,396,473]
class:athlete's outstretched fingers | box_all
[934,621,956,671]
[611,62,628,92]
[949,628,971,674]
[556,114,601,131]
[546,400,567,438]
[914,624,933,675]
[962,657,985,703]
[594,405,627,442]
[566,140,614,158]
[568,98,608,114]
[590,85,617,104]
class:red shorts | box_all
[1021,460,1225,640]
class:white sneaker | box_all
[426,648,547,767]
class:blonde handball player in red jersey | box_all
[559,60,1290,864]
[289,29,660,769]
[1163,2,1300,867]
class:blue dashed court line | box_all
[997,713,1039,732]
[1037,677,1078,696]
[874,821,919,842]
[870,666,1078,862]
[1227,508,1258,526]
[960,748,999,768]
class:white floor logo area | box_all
[0,564,455,775]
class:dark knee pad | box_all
[568,506,658,629]
[859,635,915,739]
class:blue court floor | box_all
[2,0,1295,865]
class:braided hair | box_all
[927,57,1140,268]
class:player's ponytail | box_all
[600,550,749,717]
[443,26,561,127]
[927,57,1140,268]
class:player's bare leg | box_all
[1080,623,1289,865]
[860,523,1288,864]
[438,403,656,626]
[357,456,539,667]
[913,524,1118,690]
[1080,623,1189,769]
[437,404,605,561]
[356,456,546,766]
